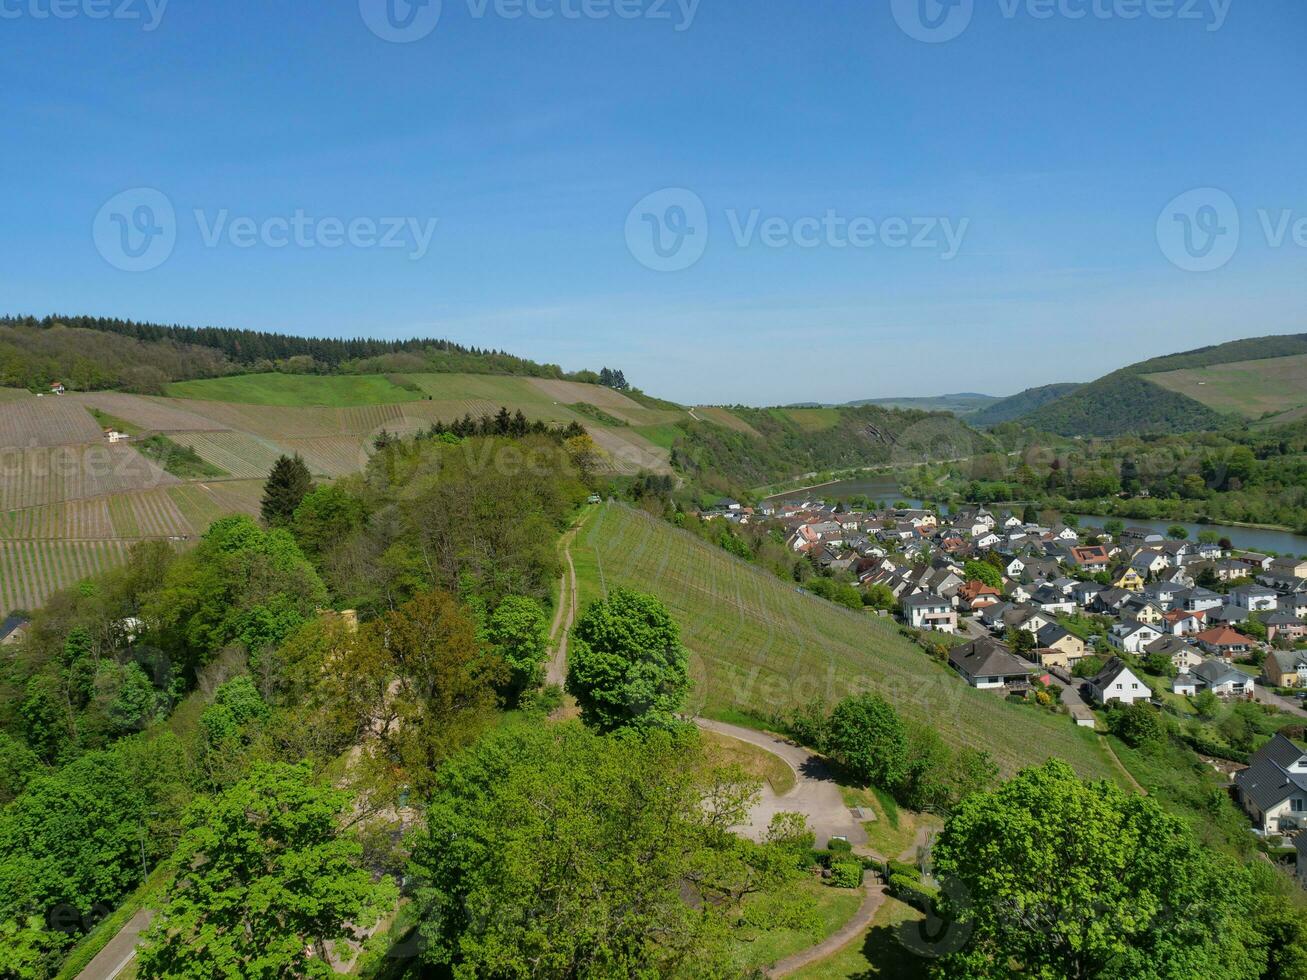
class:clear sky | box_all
[3,0,1304,405]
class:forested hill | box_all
[672,404,995,493]
[1018,333,1307,437]
[966,382,1082,427]
[0,315,615,394]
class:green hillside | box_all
[1017,334,1307,436]
[1145,352,1307,421]
[673,404,994,492]
[967,382,1082,426]
[572,502,1118,782]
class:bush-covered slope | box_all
[1020,372,1229,437]
[967,383,1082,426]
[0,315,620,394]
[672,405,994,491]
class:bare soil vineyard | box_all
[0,399,103,449]
[0,539,134,613]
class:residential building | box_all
[0,615,28,647]
[1234,734,1307,834]
[1194,625,1255,661]
[901,592,957,633]
[1189,659,1256,698]
[1266,650,1307,689]
[1266,613,1307,645]
[1088,657,1150,705]
[1108,619,1164,655]
[949,637,1034,690]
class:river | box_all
[765,477,1307,556]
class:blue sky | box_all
[2,0,1304,405]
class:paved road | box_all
[1254,685,1307,718]
[77,910,153,980]
[766,882,887,978]
[694,718,866,849]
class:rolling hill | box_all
[572,502,1118,782]
[1018,333,1307,436]
[966,382,1082,426]
[842,392,999,414]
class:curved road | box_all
[694,718,867,850]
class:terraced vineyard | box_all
[0,397,104,448]
[173,431,287,479]
[572,503,1116,782]
[0,445,178,510]
[0,371,693,613]
[0,539,136,612]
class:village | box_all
[703,494,1307,877]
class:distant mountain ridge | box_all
[843,392,1000,414]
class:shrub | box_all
[828,861,864,889]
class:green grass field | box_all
[165,373,423,406]
[1145,352,1307,419]
[572,504,1117,781]
[791,896,929,979]
[780,407,842,431]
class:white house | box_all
[901,592,957,633]
[1088,658,1150,705]
[1228,585,1279,612]
[1108,619,1164,655]
[1189,659,1256,699]
[1235,734,1307,835]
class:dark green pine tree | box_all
[261,454,313,528]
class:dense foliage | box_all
[932,759,1305,978]
[408,723,814,978]
[566,588,690,734]
[137,762,393,980]
[673,405,993,493]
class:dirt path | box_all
[766,882,887,977]
[545,522,581,687]
[1101,737,1147,795]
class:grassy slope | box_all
[165,372,422,406]
[1145,352,1307,419]
[571,503,1116,782]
